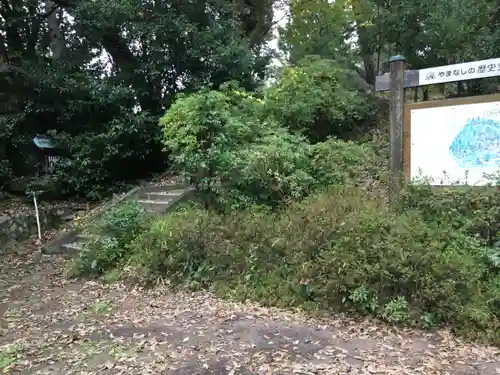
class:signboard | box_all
[404,94,500,186]
[33,135,56,150]
[375,57,500,92]
[32,135,63,174]
[419,58,500,86]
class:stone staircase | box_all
[42,184,193,255]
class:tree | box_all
[0,0,274,198]
[279,0,500,91]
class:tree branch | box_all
[0,63,34,82]
[51,0,74,7]
[42,4,60,19]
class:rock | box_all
[0,205,71,253]
[6,175,63,200]
[0,215,10,229]
[6,177,31,194]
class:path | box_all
[1,245,499,375]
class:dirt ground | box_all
[1,244,500,375]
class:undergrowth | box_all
[70,200,150,277]
[72,182,500,344]
[121,185,499,344]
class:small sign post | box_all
[33,134,61,173]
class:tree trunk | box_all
[352,0,376,85]
[46,0,64,59]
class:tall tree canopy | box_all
[0,0,275,198]
[279,0,500,88]
[1,0,275,114]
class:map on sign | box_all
[410,101,500,185]
[449,116,500,169]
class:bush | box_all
[309,138,379,188]
[128,187,500,343]
[128,208,216,285]
[159,88,270,188]
[264,57,378,142]
[71,200,150,277]
[54,112,164,200]
[225,128,315,208]
[397,182,500,246]
[160,87,325,209]
[3,73,164,200]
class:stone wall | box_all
[0,206,76,251]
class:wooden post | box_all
[388,55,406,204]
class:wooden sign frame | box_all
[374,56,500,201]
[402,93,500,180]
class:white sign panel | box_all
[418,58,500,86]
[410,101,500,185]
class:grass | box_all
[0,343,22,373]
[91,300,113,315]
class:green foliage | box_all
[0,160,12,188]
[128,209,215,286]
[127,186,500,343]
[72,200,150,277]
[397,182,500,246]
[229,128,315,207]
[396,183,500,336]
[1,0,271,198]
[2,67,166,200]
[309,137,377,187]
[53,111,164,200]
[264,58,378,142]
[279,0,354,64]
[159,89,269,188]
[160,86,335,208]
[280,0,500,94]
[160,80,380,209]
[347,285,378,314]
[0,343,20,373]
[381,297,410,324]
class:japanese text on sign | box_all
[418,58,500,86]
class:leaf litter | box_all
[1,242,499,375]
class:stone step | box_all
[76,233,92,241]
[62,241,87,252]
[146,189,186,196]
[140,190,186,201]
[43,183,193,254]
[138,199,174,214]
[138,199,174,205]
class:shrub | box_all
[128,208,216,285]
[309,138,379,188]
[263,57,378,142]
[159,88,270,188]
[397,182,500,246]
[160,87,323,208]
[54,112,164,200]
[128,187,500,343]
[72,200,150,277]
[3,74,164,200]
[226,128,315,208]
[310,204,487,326]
